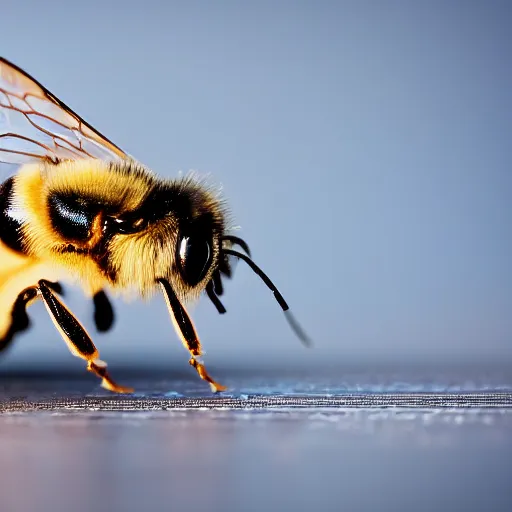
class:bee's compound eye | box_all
[177,236,212,286]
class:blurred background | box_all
[2,4,512,512]
[1,0,511,374]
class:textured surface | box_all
[2,392,512,413]
[1,367,511,512]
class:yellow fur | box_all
[0,56,241,392]
[9,158,227,302]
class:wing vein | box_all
[0,56,128,174]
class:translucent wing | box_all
[0,57,128,176]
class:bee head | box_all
[106,176,226,299]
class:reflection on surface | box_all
[0,408,511,512]
[0,368,511,512]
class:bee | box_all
[0,57,310,393]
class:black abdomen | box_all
[0,177,26,253]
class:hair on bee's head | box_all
[104,170,229,299]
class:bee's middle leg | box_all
[92,289,115,332]
[36,280,132,393]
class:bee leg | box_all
[36,280,133,394]
[0,280,62,353]
[92,289,115,332]
[45,281,64,295]
[0,287,38,352]
[158,278,227,393]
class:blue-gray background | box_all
[1,0,511,372]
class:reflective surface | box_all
[1,408,511,512]
[0,367,511,512]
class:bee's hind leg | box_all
[36,280,133,394]
[0,280,62,353]
[0,288,37,352]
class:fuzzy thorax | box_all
[12,158,228,302]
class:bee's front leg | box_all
[158,278,226,393]
[36,279,132,394]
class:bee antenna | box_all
[222,236,252,257]
[223,248,312,347]
[205,281,227,314]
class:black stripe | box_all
[0,177,27,254]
